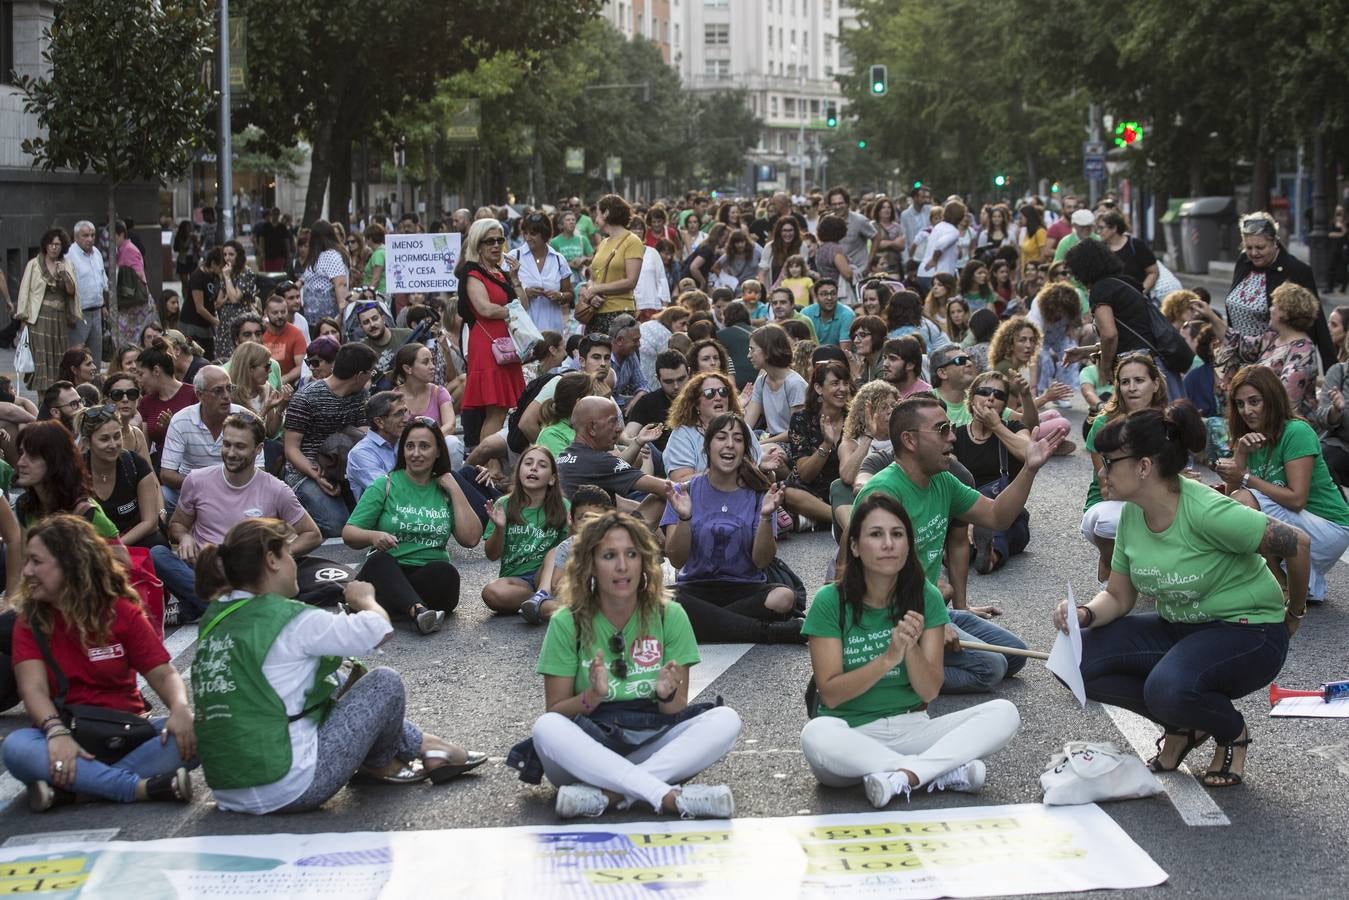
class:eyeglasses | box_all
[906,421,954,437]
[700,386,730,399]
[936,355,971,368]
[607,632,629,680]
[1101,454,1139,472]
[108,387,141,402]
[305,355,327,367]
[58,398,83,412]
[479,236,506,247]
[973,386,1009,402]
[201,384,235,397]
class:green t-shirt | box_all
[0,458,13,493]
[801,581,950,727]
[853,464,980,585]
[364,245,387,294]
[1112,476,1284,624]
[550,233,587,264]
[1053,231,1100,263]
[575,214,598,247]
[1244,419,1349,526]
[484,502,569,577]
[22,498,118,540]
[944,394,972,427]
[346,471,454,568]
[537,421,575,459]
[537,602,700,702]
[1083,415,1108,511]
[1079,364,1113,402]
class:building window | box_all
[674,23,680,45]
[784,97,796,116]
[705,23,729,45]
[705,0,728,7]
[770,95,779,117]
[810,99,820,116]
[704,58,730,79]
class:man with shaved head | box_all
[555,396,672,522]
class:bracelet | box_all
[39,714,62,731]
[579,690,597,713]
[1285,601,1307,620]
[655,686,677,704]
[45,728,73,741]
[1078,605,1096,628]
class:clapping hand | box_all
[820,414,843,446]
[486,499,507,530]
[654,661,681,703]
[1024,422,1065,470]
[636,422,663,446]
[1045,382,1073,403]
[885,610,926,662]
[1329,388,1344,413]
[761,481,785,518]
[587,651,609,699]
[668,481,693,520]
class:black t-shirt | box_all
[1113,236,1157,285]
[184,269,220,329]
[954,421,1025,488]
[556,442,645,500]
[627,390,674,451]
[1089,277,1154,354]
[91,451,164,545]
[255,222,288,262]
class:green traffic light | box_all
[872,82,885,94]
[857,140,867,149]
[994,174,1006,187]
[912,181,922,189]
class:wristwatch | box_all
[1241,472,1251,490]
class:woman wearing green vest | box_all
[800,492,1019,808]
[191,518,486,814]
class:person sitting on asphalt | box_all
[353,295,411,379]
[4,514,197,812]
[622,349,690,458]
[481,446,571,617]
[881,336,931,399]
[345,390,409,501]
[853,397,1062,694]
[536,372,605,460]
[342,418,482,635]
[555,396,672,523]
[156,412,321,622]
[1057,402,1307,789]
[661,413,801,644]
[527,509,743,819]
[801,493,1020,808]
[607,313,650,413]
[783,359,854,530]
[955,371,1034,575]
[284,341,376,537]
[663,370,784,483]
[191,518,486,815]
[518,333,616,444]
[80,403,165,551]
[527,485,616,625]
[159,365,263,511]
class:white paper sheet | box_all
[1048,583,1087,707]
[1271,695,1349,718]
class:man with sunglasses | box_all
[852,396,1062,693]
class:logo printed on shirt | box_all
[88,644,125,662]
[631,636,662,667]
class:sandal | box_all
[424,749,489,784]
[354,760,428,784]
[1147,728,1209,773]
[1202,734,1251,788]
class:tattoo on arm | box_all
[1259,519,1300,558]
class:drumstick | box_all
[958,640,1050,661]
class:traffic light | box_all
[1114,120,1143,147]
[1051,181,1061,193]
[912,180,922,189]
[869,65,888,96]
[857,140,867,149]
[994,173,1006,187]
[826,104,838,128]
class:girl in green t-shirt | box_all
[800,492,1019,808]
[532,511,741,819]
[1216,365,1349,603]
[482,446,569,618]
[1061,403,1307,789]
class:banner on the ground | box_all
[386,232,461,293]
[0,802,1165,898]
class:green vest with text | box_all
[191,593,342,790]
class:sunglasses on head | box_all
[607,632,628,680]
[973,386,1008,402]
[107,387,141,402]
[1239,216,1275,236]
[700,385,730,399]
[81,403,118,426]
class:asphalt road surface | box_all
[1,398,1347,899]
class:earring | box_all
[639,571,648,590]
[589,576,597,594]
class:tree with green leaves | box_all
[16,0,214,313]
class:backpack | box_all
[1103,277,1193,376]
[507,371,561,454]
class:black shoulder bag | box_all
[31,626,159,763]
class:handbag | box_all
[478,321,520,365]
[30,626,158,764]
[1040,741,1164,805]
[14,325,34,375]
[126,544,166,639]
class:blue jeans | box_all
[68,307,104,366]
[942,609,1028,694]
[294,476,352,537]
[150,544,204,621]
[1078,613,1288,742]
[454,466,503,528]
[1,717,195,802]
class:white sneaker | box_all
[555,784,608,818]
[863,771,912,808]
[674,784,735,819]
[1055,398,1074,408]
[27,780,55,813]
[927,759,986,793]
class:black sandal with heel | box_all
[1202,735,1251,788]
[1147,729,1209,773]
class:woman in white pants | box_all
[531,510,742,819]
[800,492,1020,807]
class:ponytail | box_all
[193,518,295,605]
[194,545,230,604]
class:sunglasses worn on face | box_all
[973,386,1009,402]
[480,236,506,247]
[1101,454,1138,472]
[937,355,971,368]
[608,632,628,680]
[701,386,730,399]
[108,388,141,401]
[908,421,954,437]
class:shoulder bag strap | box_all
[1104,278,1158,353]
[197,596,253,642]
[998,437,1009,483]
[29,625,70,703]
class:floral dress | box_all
[213,268,258,363]
[1223,329,1319,418]
[786,409,840,501]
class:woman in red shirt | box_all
[457,219,527,445]
[2,515,197,812]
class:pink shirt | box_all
[178,464,306,545]
[117,240,146,281]
[414,385,452,422]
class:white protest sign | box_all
[1048,582,1087,707]
[386,232,461,293]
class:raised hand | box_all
[587,650,609,699]
[669,481,693,520]
[486,499,507,530]
[821,414,843,446]
[761,481,785,517]
[1024,422,1065,471]
[654,661,681,702]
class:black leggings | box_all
[674,580,786,643]
[357,551,460,618]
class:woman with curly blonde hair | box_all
[838,380,900,490]
[663,370,778,482]
[529,510,743,819]
[3,514,197,811]
[989,316,1071,412]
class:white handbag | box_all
[506,298,544,360]
[1040,741,1163,806]
[14,325,34,375]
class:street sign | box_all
[228,16,247,96]
[565,147,584,174]
[445,99,481,144]
[606,156,622,179]
[1083,139,1106,181]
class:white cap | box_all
[1071,209,1096,226]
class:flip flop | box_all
[424,749,489,784]
[353,760,428,784]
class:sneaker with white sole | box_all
[863,771,913,808]
[674,784,735,819]
[27,780,55,813]
[555,784,608,818]
[927,759,986,793]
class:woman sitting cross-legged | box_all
[191,518,486,814]
[342,418,483,635]
[661,413,802,644]
[481,446,570,617]
[955,371,1033,575]
[3,514,197,812]
[1058,402,1307,788]
[529,510,743,819]
[800,493,1020,807]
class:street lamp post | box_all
[218,0,234,242]
[796,55,806,195]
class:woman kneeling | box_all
[191,518,485,814]
[531,510,742,818]
[800,493,1019,807]
[1059,402,1307,787]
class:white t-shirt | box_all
[211,600,393,815]
[751,370,808,435]
[919,221,960,277]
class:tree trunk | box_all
[328,136,353,228]
[1250,109,1271,212]
[303,114,335,226]
[107,183,119,344]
